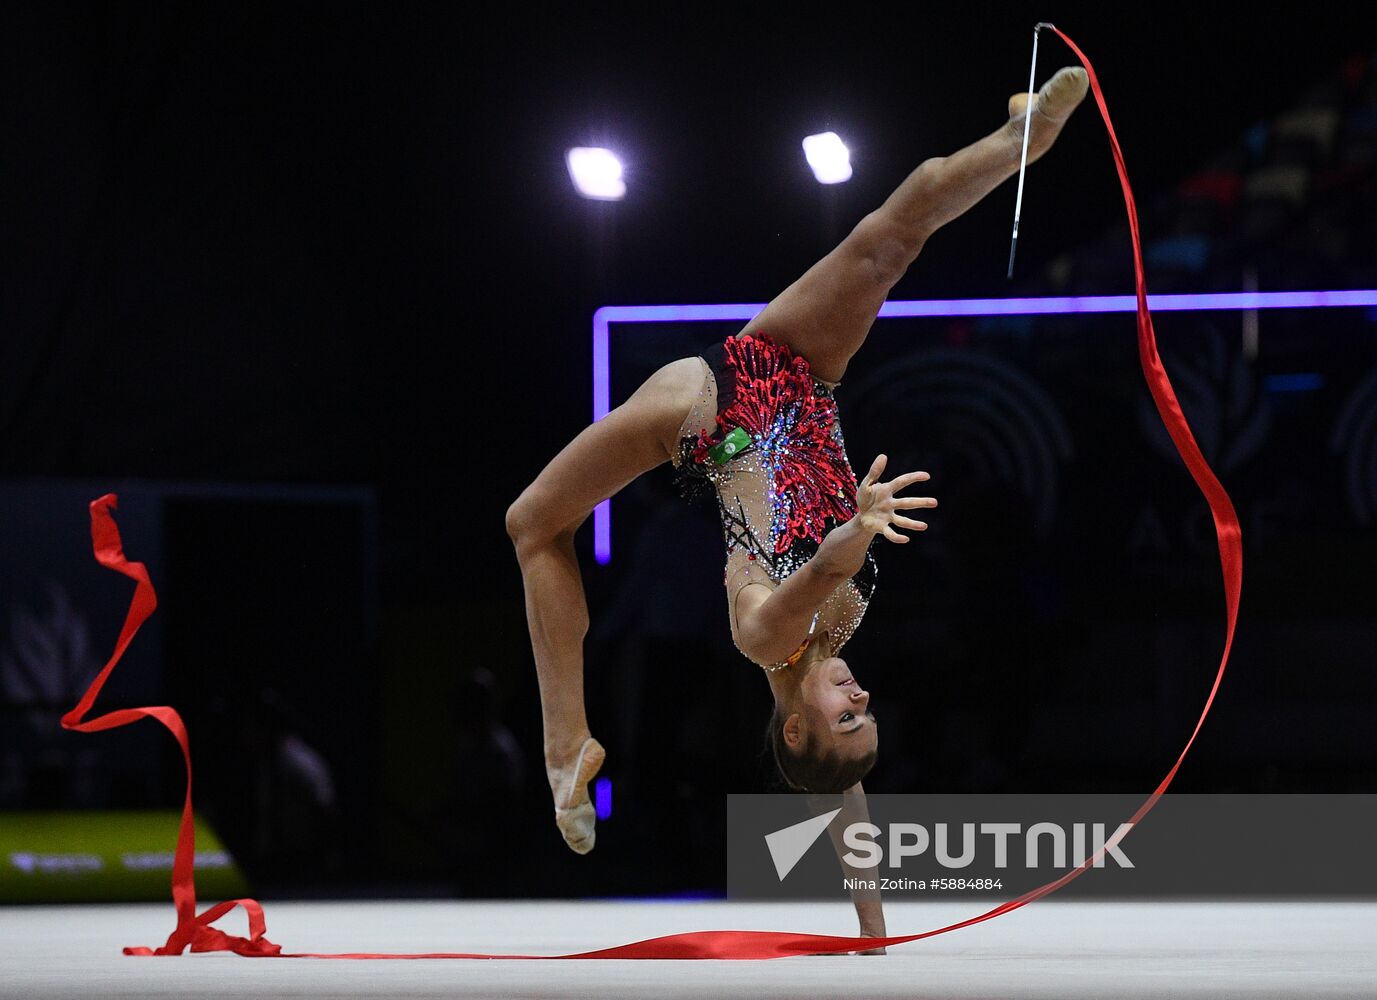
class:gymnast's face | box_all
[797,655,877,758]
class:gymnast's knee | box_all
[505,492,572,557]
[505,493,543,551]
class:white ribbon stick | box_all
[1008,21,1055,279]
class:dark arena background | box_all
[2,5,1376,998]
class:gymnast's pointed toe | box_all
[1036,66,1090,120]
[556,800,597,854]
[1009,66,1089,122]
[551,736,605,855]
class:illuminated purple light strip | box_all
[594,777,612,820]
[593,289,1377,563]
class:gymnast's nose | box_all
[849,686,869,706]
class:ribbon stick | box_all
[1008,21,1052,278]
[74,22,1240,960]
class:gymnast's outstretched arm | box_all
[735,454,934,666]
[817,782,887,953]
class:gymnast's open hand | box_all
[855,454,935,543]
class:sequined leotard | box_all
[671,331,877,669]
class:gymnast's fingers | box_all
[892,515,927,530]
[886,470,931,492]
[860,453,887,489]
[893,495,938,509]
[883,525,909,543]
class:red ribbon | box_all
[73,24,1240,959]
[62,494,282,957]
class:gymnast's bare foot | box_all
[545,733,605,854]
[1005,66,1090,163]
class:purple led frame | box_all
[593,290,1377,563]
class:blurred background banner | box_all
[0,810,248,903]
[0,480,377,899]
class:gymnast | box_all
[506,65,1089,943]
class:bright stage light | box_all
[566,147,626,200]
[801,131,852,184]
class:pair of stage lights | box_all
[565,133,853,201]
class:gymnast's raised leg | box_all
[734,65,1090,382]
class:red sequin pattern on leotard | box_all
[696,333,860,554]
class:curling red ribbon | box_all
[76,24,1240,959]
[62,495,282,957]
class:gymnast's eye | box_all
[839,711,854,724]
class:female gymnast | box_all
[507,65,1089,933]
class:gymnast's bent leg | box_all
[506,359,704,853]
[740,66,1089,383]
